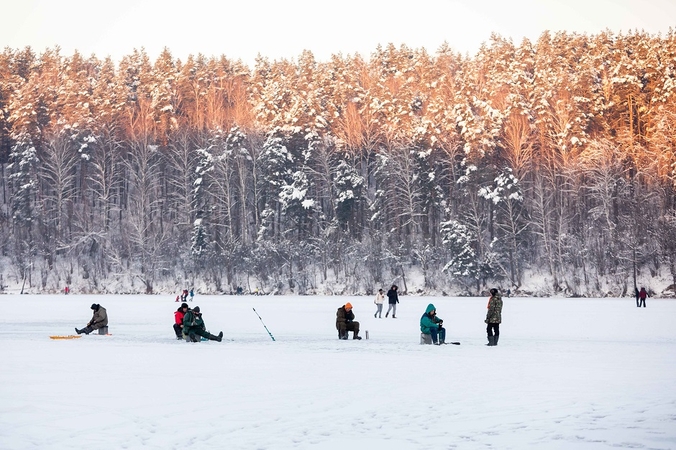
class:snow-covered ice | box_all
[1,294,675,449]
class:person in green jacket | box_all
[420,303,445,345]
[485,288,503,346]
[182,306,223,342]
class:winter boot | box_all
[353,333,362,340]
[75,327,81,334]
[486,336,495,346]
[340,330,348,340]
[385,312,389,317]
[494,334,499,346]
[207,332,223,342]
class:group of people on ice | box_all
[337,285,504,346]
[373,284,400,318]
[174,302,223,342]
[635,286,650,307]
[176,288,194,302]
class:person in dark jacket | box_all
[485,288,503,346]
[336,302,361,340]
[635,286,640,307]
[75,304,108,335]
[173,303,189,339]
[638,287,649,307]
[420,303,445,345]
[385,285,399,318]
[183,306,223,342]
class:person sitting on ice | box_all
[173,303,189,339]
[75,303,108,335]
[336,302,361,340]
[182,306,223,342]
[420,303,445,345]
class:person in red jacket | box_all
[174,303,189,339]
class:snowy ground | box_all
[0,294,674,450]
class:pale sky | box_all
[2,0,675,66]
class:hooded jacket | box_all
[88,305,108,328]
[386,287,399,304]
[183,309,205,334]
[485,293,503,324]
[174,308,186,325]
[420,303,443,334]
[336,306,355,330]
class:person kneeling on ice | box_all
[420,304,445,345]
[182,306,223,342]
[336,302,361,340]
[75,303,108,335]
[173,303,189,339]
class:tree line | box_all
[1,29,675,295]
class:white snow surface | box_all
[1,294,675,450]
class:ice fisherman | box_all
[75,303,108,335]
[420,303,445,345]
[336,302,361,340]
[173,302,189,339]
[182,306,223,342]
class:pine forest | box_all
[1,30,675,296]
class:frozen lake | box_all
[0,294,674,449]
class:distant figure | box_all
[176,295,180,302]
[236,286,243,295]
[506,288,510,298]
[182,306,223,342]
[420,303,445,345]
[64,286,69,295]
[638,287,649,308]
[485,288,503,346]
[173,303,189,339]
[182,289,189,302]
[253,288,260,295]
[189,288,194,300]
[635,287,640,307]
[75,304,108,335]
[374,289,385,318]
[336,302,361,340]
[385,285,399,318]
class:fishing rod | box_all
[252,307,275,341]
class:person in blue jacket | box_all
[420,303,445,345]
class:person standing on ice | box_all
[420,303,445,345]
[75,303,108,335]
[374,289,385,318]
[634,286,640,307]
[485,288,503,346]
[385,284,399,318]
[182,306,223,342]
[336,302,362,339]
[173,303,189,339]
[638,287,649,307]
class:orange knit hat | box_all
[345,302,353,309]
